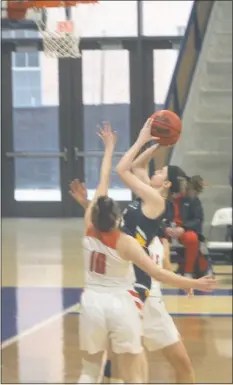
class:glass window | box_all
[26,30,40,38]
[28,52,40,67]
[2,29,40,39]
[82,50,131,201]
[12,54,61,201]
[13,52,40,68]
[2,30,12,38]
[71,0,137,37]
[13,70,41,107]
[13,87,42,107]
[14,30,26,38]
[14,52,27,68]
[153,49,179,106]
[13,69,41,90]
[143,1,193,36]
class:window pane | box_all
[26,30,39,38]
[2,30,12,38]
[28,52,40,67]
[154,50,179,106]
[14,159,61,201]
[14,52,27,67]
[13,70,41,107]
[13,89,31,107]
[27,70,41,85]
[82,50,131,201]
[85,157,131,201]
[11,53,61,201]
[14,30,26,38]
[41,53,59,106]
[13,71,26,88]
[13,70,41,89]
[71,0,137,37]
[30,88,42,106]
[143,1,193,36]
[2,29,39,39]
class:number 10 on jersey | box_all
[90,251,106,275]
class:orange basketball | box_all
[150,110,182,146]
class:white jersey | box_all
[83,226,135,291]
[148,236,165,297]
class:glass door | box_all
[71,48,133,214]
[1,47,81,217]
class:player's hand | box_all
[97,121,117,150]
[138,117,158,144]
[184,288,194,297]
[69,179,88,209]
[195,275,217,292]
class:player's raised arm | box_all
[131,143,167,185]
[83,122,117,232]
[116,119,165,217]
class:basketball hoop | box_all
[6,1,99,58]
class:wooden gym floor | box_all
[1,219,232,384]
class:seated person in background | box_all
[164,175,211,278]
[227,166,232,241]
[229,165,232,188]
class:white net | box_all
[33,7,81,58]
[37,26,81,58]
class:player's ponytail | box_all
[167,165,187,195]
[91,196,120,232]
[187,175,205,194]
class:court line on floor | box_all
[1,302,80,350]
[161,288,232,296]
[68,311,232,318]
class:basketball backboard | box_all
[1,1,72,31]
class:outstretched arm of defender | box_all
[83,122,117,231]
[69,180,90,210]
[118,233,217,292]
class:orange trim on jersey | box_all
[128,289,140,299]
[128,290,143,310]
[86,225,121,249]
[135,302,143,311]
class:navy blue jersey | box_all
[120,198,166,301]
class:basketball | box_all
[150,110,182,146]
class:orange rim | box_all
[8,1,98,10]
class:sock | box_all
[104,359,123,383]
[104,360,111,378]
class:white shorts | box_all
[143,296,180,351]
[79,288,143,355]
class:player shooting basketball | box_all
[71,118,217,383]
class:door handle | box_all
[74,147,125,160]
[5,147,68,162]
